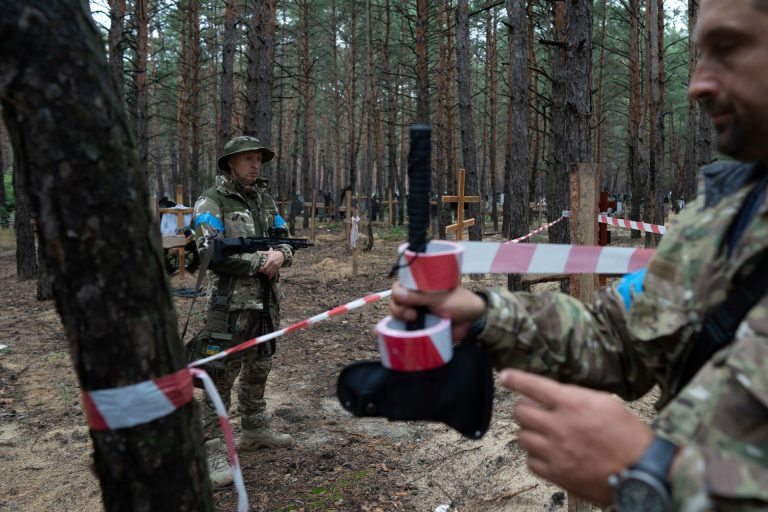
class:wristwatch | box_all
[608,436,678,512]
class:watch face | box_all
[616,476,669,512]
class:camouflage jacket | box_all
[193,175,292,313]
[476,162,768,510]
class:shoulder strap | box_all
[676,171,768,392]
[677,251,768,391]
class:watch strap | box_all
[630,436,678,489]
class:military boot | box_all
[239,426,294,450]
[205,438,234,488]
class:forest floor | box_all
[0,219,661,512]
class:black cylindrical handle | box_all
[406,125,431,331]
[407,125,431,254]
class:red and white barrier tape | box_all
[506,215,566,244]
[459,241,654,274]
[82,368,193,430]
[190,369,248,512]
[598,214,666,235]
[81,368,248,512]
[397,241,463,292]
[189,290,393,369]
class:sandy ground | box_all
[0,223,659,511]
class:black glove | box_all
[337,343,494,439]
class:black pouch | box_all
[336,343,494,439]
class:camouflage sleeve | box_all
[276,244,293,268]
[476,285,656,400]
[670,445,768,510]
[193,195,265,276]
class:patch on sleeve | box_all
[617,268,647,312]
[194,213,224,232]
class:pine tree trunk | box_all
[0,119,6,209]
[627,0,643,237]
[415,0,430,125]
[13,151,36,280]
[545,1,568,244]
[456,0,481,240]
[133,0,150,183]
[188,0,201,200]
[683,0,698,203]
[487,5,499,234]
[646,0,664,247]
[0,1,212,508]
[219,0,237,154]
[108,0,126,102]
[36,230,53,301]
[505,0,529,291]
[176,0,191,202]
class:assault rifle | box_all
[212,236,314,263]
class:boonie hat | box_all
[218,136,275,171]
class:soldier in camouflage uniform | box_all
[194,136,294,488]
[391,1,768,510]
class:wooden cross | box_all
[302,190,317,241]
[443,168,480,241]
[159,185,195,279]
[384,189,396,226]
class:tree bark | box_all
[107,0,126,103]
[505,0,529,291]
[13,150,36,280]
[683,0,698,203]
[456,0,481,240]
[627,0,643,237]
[0,118,6,209]
[0,1,212,509]
[219,0,238,155]
[132,0,150,183]
[188,0,201,199]
[415,0,431,125]
[245,0,275,182]
[545,1,568,245]
[646,0,664,247]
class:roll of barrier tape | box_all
[376,314,453,371]
[397,240,463,293]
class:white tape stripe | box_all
[89,380,176,430]
[461,241,497,272]
[459,242,653,274]
[598,215,666,235]
[191,369,248,512]
[507,216,565,244]
[528,244,570,273]
[189,291,394,368]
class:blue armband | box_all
[194,213,224,232]
[617,268,647,312]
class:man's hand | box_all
[500,369,654,506]
[390,282,487,341]
[258,248,284,279]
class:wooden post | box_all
[569,164,599,304]
[303,191,317,241]
[343,190,352,248]
[443,168,481,240]
[158,184,194,279]
[352,205,359,276]
[568,164,599,512]
[386,189,394,227]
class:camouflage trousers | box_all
[201,308,278,441]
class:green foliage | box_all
[279,470,368,511]
[378,224,406,241]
